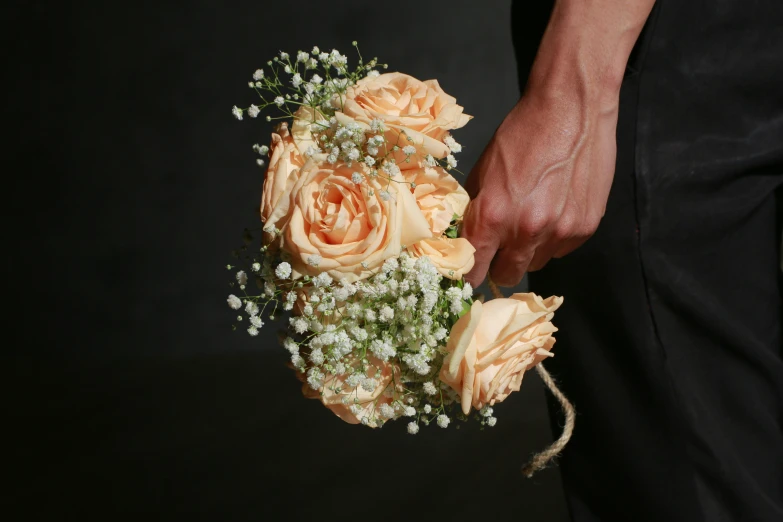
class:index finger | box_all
[460,197,501,288]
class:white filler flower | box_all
[227,295,242,310]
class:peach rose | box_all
[260,122,304,223]
[301,357,398,427]
[290,105,323,156]
[440,293,564,414]
[401,165,473,278]
[339,72,472,158]
[264,156,432,283]
[408,237,475,280]
[403,165,469,235]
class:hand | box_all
[461,87,620,288]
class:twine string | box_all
[487,277,576,478]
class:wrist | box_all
[524,0,655,111]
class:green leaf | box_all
[458,300,471,318]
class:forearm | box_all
[526,0,656,110]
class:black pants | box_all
[512,1,783,521]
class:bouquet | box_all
[226,44,570,453]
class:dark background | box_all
[9,1,569,520]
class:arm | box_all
[462,0,655,287]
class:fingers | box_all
[530,221,600,269]
[465,240,499,288]
[550,209,601,260]
[461,198,501,288]
[527,241,558,272]
[552,235,589,259]
[489,244,535,287]
[527,214,570,271]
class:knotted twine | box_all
[487,277,576,478]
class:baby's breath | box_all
[233,43,389,129]
[228,227,476,429]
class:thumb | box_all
[460,197,500,288]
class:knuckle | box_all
[465,196,503,231]
[481,203,506,230]
[522,211,554,239]
[553,214,577,241]
[581,213,602,236]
